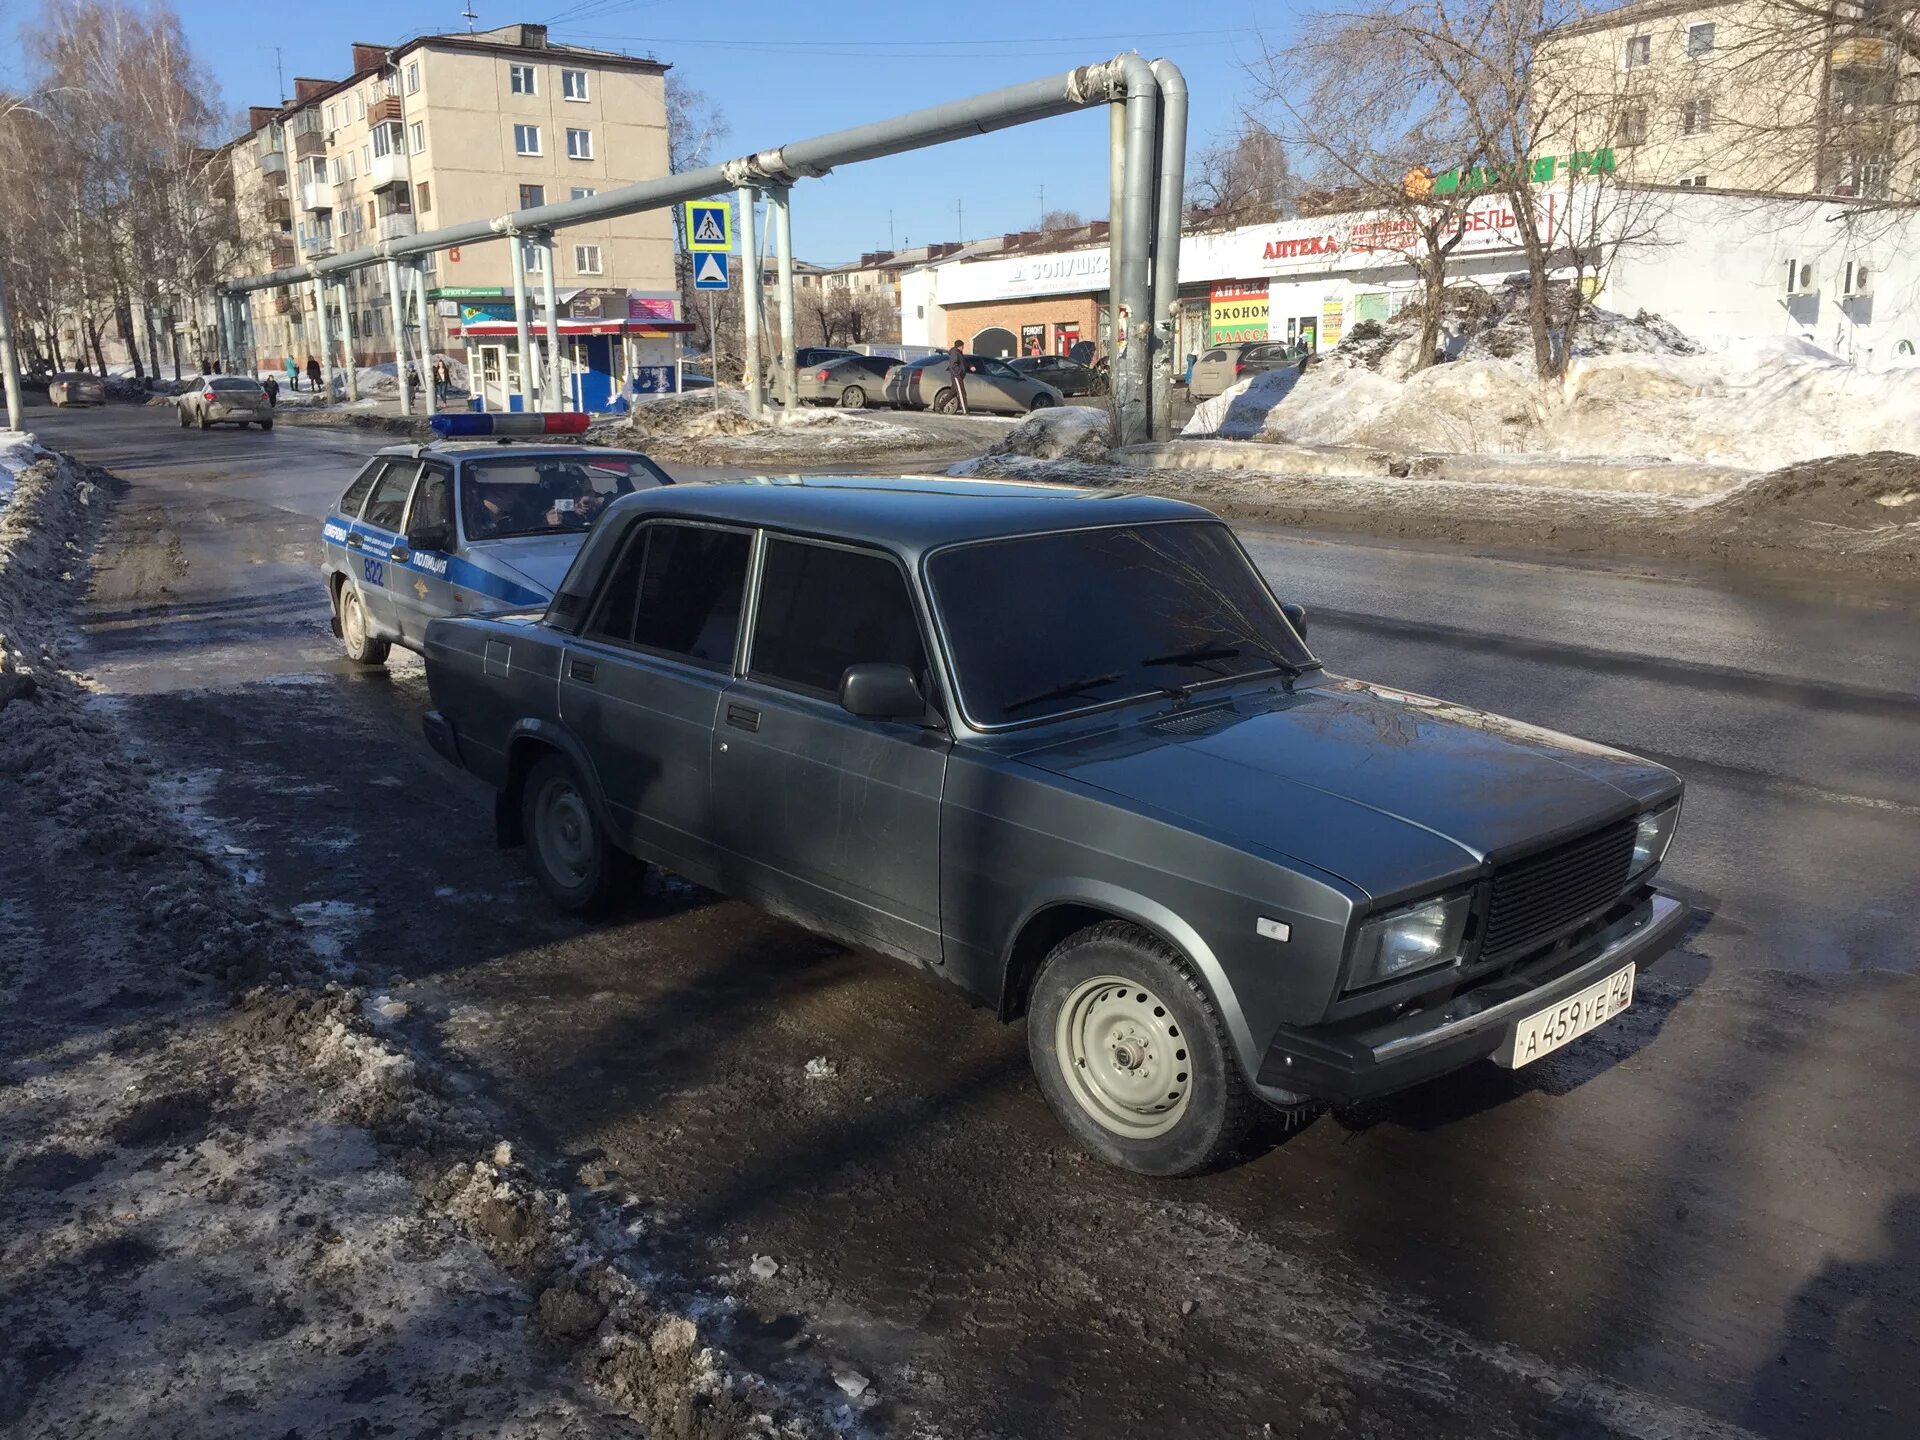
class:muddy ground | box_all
[7,401,1920,1438]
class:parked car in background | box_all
[1010,354,1108,397]
[1188,342,1298,402]
[48,371,107,407]
[793,346,861,371]
[795,354,901,408]
[178,377,275,430]
[420,477,1687,1177]
[885,353,1063,415]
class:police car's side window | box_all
[406,466,452,540]
[362,463,421,532]
[338,462,383,520]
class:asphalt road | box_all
[28,399,1920,1439]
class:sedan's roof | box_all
[598,475,1211,555]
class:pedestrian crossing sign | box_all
[685,201,730,252]
[693,251,731,290]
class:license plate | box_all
[1494,963,1635,1069]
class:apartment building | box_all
[226,22,676,372]
[1534,0,1917,198]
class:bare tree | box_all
[666,75,730,346]
[1185,118,1293,225]
[1039,208,1086,233]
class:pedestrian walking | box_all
[262,374,279,407]
[306,355,322,394]
[285,354,299,393]
[946,341,970,416]
[431,357,449,404]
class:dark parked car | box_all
[1009,354,1108,396]
[421,479,1686,1176]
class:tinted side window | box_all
[750,539,925,697]
[338,462,384,520]
[1201,349,1227,363]
[362,462,419,531]
[588,523,749,669]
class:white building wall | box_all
[899,268,942,348]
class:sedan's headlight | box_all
[1347,891,1473,991]
[1630,802,1681,877]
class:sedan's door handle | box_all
[568,659,597,684]
[389,543,412,563]
[345,533,364,550]
[725,703,760,732]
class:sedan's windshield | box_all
[927,520,1317,727]
[460,452,655,541]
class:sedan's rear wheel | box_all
[1027,921,1258,1176]
[523,753,623,915]
[1029,394,1057,411]
[178,405,190,428]
[932,387,959,415]
[839,384,867,409]
[198,409,211,430]
[337,584,390,667]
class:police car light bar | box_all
[429,412,592,438]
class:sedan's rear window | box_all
[926,521,1315,727]
[211,377,263,391]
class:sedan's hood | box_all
[1012,678,1677,898]
[462,532,592,598]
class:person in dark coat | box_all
[306,355,323,393]
[262,374,279,407]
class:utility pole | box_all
[0,261,24,433]
[1038,183,1045,230]
[955,198,963,239]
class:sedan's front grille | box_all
[1482,819,1636,962]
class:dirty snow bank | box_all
[1186,289,1920,470]
[970,405,1113,464]
[0,451,862,1439]
[0,431,51,512]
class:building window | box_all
[1687,22,1715,56]
[1624,33,1651,68]
[519,183,545,209]
[410,121,425,153]
[510,63,536,95]
[570,186,596,200]
[562,69,589,101]
[1682,98,1711,135]
[326,101,339,130]
[372,123,394,158]
[522,241,545,274]
[421,249,437,273]
[566,127,593,160]
[417,180,431,212]
[360,143,370,170]
[406,61,421,93]
[514,123,540,156]
[1618,104,1648,146]
[575,244,602,274]
[1677,174,1709,188]
[354,93,366,121]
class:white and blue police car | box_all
[322,412,672,664]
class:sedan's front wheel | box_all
[337,584,390,667]
[523,753,623,915]
[1027,921,1257,1176]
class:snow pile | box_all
[1186,329,1920,469]
[622,389,759,441]
[0,432,48,511]
[1700,450,1920,534]
[984,406,1114,462]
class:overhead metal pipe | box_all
[1149,58,1188,442]
[1111,52,1159,448]
[221,57,1151,296]
[739,185,766,419]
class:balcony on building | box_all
[378,210,417,241]
[263,194,291,225]
[367,124,410,191]
[298,158,333,214]
[369,94,404,126]
[1830,34,1891,74]
[257,141,287,178]
[269,239,297,269]
[298,226,334,259]
[272,289,293,315]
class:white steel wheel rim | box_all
[536,778,594,887]
[342,590,366,652]
[1055,974,1193,1140]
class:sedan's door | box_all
[1190,347,1231,399]
[348,459,423,636]
[388,460,456,647]
[710,535,948,968]
[556,518,751,885]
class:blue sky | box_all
[1,0,1294,262]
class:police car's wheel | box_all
[337,585,389,666]
[178,405,189,427]
[1026,922,1258,1178]
[524,754,621,915]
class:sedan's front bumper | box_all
[1254,891,1689,1106]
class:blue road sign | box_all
[693,251,731,290]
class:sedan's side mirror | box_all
[841,662,931,724]
[408,520,452,552]
[1281,602,1308,640]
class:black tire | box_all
[839,384,867,409]
[336,583,390,666]
[178,405,190,428]
[198,409,210,429]
[239,420,251,429]
[1027,921,1259,1177]
[522,753,623,916]
[1029,393,1057,411]
[260,418,274,431]
[932,387,959,415]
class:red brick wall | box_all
[942,296,1102,356]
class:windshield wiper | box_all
[1144,638,1318,679]
[1002,671,1125,715]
